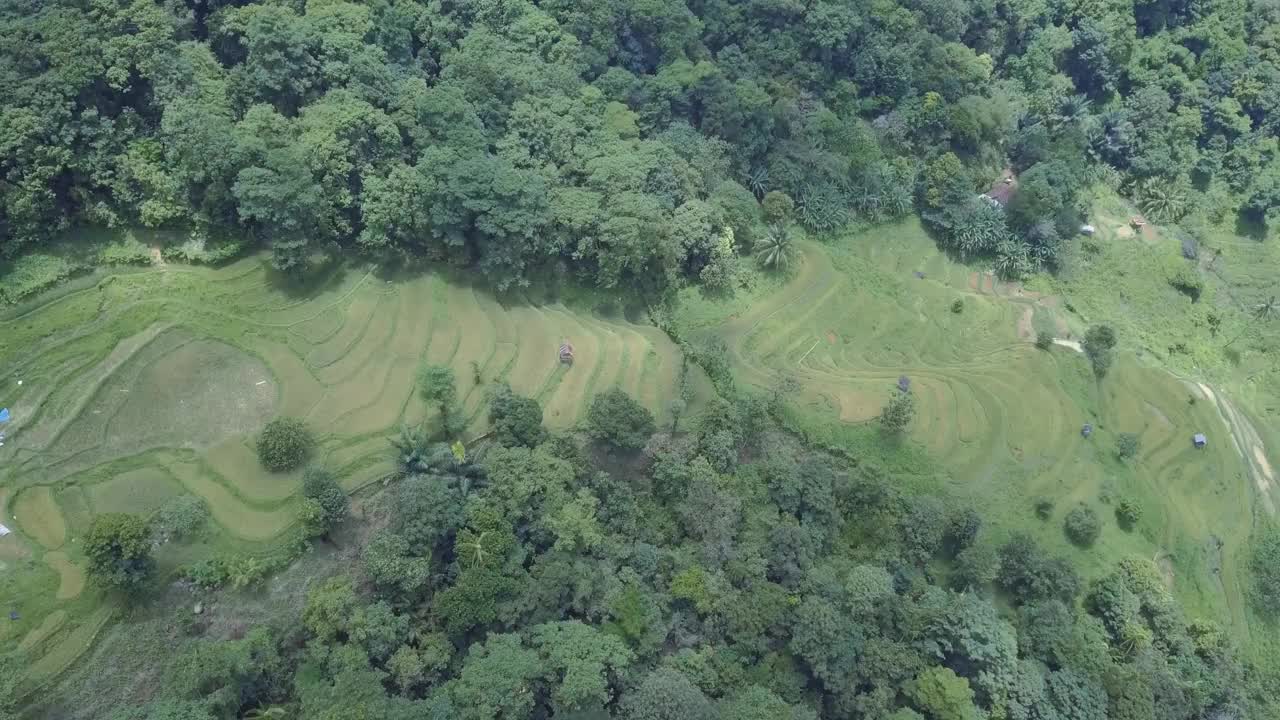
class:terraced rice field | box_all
[680,219,1274,651]
[0,256,695,694]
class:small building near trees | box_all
[1193,433,1207,449]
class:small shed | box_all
[898,376,911,393]
[1081,423,1093,439]
[1080,224,1096,236]
[1193,433,1207,449]
[558,342,574,366]
[0,524,9,537]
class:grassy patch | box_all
[15,487,66,550]
[678,217,1270,655]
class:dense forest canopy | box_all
[3,0,1278,292]
[65,379,1277,720]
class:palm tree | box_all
[1055,94,1092,127]
[1225,295,1278,349]
[746,166,769,199]
[1253,295,1278,322]
[1137,177,1188,223]
[390,424,433,478]
[457,529,491,568]
[757,225,795,270]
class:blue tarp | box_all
[0,408,9,423]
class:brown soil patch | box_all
[1016,307,1035,341]
[825,330,837,345]
[1115,225,1136,238]
[967,272,980,291]
[981,274,995,294]
[835,390,880,422]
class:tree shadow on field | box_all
[264,254,349,299]
[1234,210,1268,242]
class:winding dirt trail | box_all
[1193,382,1277,517]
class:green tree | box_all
[999,534,1082,604]
[585,389,655,450]
[84,513,154,593]
[301,465,347,537]
[762,191,795,223]
[1083,325,1117,378]
[1064,506,1102,547]
[530,621,634,712]
[906,666,980,720]
[419,364,463,436]
[621,668,715,720]
[256,417,314,472]
[488,384,546,448]
[1250,529,1280,615]
[880,389,916,436]
[447,633,541,720]
[718,685,817,720]
[362,530,431,601]
[954,543,1002,590]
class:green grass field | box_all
[0,254,701,697]
[676,210,1277,658]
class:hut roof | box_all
[984,182,1015,206]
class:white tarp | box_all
[0,524,10,536]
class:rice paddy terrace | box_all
[0,256,694,693]
[2,216,1276,690]
[681,219,1277,653]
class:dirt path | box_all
[1193,382,1277,517]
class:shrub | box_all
[1115,499,1142,530]
[99,237,152,265]
[153,496,209,540]
[183,557,230,590]
[85,513,154,593]
[951,299,964,314]
[1035,331,1054,350]
[1034,498,1055,520]
[1116,432,1141,460]
[256,417,314,472]
[161,234,249,264]
[1064,505,1101,547]
[1169,266,1203,301]
[586,389,656,450]
[0,253,78,305]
